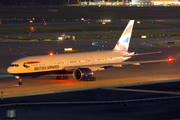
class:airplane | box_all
[7,20,172,85]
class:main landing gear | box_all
[86,77,96,81]
[56,75,69,80]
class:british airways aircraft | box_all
[7,20,170,85]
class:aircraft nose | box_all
[7,66,14,73]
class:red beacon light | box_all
[49,52,53,56]
[168,57,173,62]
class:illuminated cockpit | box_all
[10,64,19,67]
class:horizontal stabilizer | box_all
[123,51,162,57]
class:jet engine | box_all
[73,68,93,81]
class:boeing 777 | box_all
[7,20,171,85]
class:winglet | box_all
[21,53,33,57]
[113,20,134,51]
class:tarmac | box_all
[1,37,180,120]
[0,37,180,97]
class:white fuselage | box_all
[7,50,131,75]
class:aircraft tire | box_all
[56,76,60,80]
[60,76,63,80]
[92,77,96,81]
[65,76,69,79]
[19,79,23,85]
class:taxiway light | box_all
[30,27,34,30]
[141,35,146,38]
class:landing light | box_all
[15,76,19,79]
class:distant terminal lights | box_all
[151,0,180,5]
[99,19,111,22]
[80,0,180,6]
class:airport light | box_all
[30,27,34,32]
[141,35,146,38]
[64,48,73,51]
[30,27,34,30]
[58,37,64,41]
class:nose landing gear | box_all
[18,79,23,85]
[15,76,23,85]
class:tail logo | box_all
[122,25,133,38]
[113,20,134,51]
[122,37,130,43]
[116,41,128,51]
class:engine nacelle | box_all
[73,68,93,81]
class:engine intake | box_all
[73,68,93,80]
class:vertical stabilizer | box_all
[113,20,134,51]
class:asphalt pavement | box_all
[1,36,180,120]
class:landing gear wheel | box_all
[56,76,60,80]
[65,76,69,79]
[86,77,96,81]
[60,76,63,80]
[56,75,69,80]
[63,76,66,79]
[90,77,96,81]
[92,77,96,81]
[18,79,23,85]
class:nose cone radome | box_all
[7,66,14,74]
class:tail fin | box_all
[113,20,134,51]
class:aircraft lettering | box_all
[34,66,46,71]
[47,65,59,69]
[34,65,59,71]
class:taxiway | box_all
[0,37,180,97]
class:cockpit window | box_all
[10,64,19,67]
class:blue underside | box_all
[12,70,73,78]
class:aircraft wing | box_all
[64,59,171,72]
